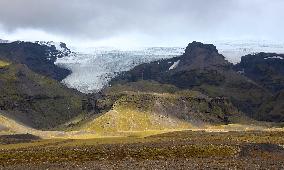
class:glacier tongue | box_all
[55,47,184,93]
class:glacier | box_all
[53,40,284,93]
[55,47,184,93]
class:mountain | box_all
[233,52,284,122]
[109,41,271,120]
[0,42,90,130]
[0,40,283,132]
[235,53,284,93]
[0,41,71,81]
[0,62,88,129]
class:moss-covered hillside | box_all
[0,62,87,130]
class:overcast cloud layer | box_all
[0,0,283,47]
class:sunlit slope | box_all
[0,113,35,135]
[79,91,243,135]
[0,60,10,68]
[81,107,192,135]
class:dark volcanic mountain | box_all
[235,53,284,93]
[109,41,283,122]
[0,41,71,81]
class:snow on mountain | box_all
[169,60,180,70]
[35,41,72,57]
[264,56,284,60]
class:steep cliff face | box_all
[109,42,271,119]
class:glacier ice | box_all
[53,40,284,94]
[55,47,184,93]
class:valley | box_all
[0,40,284,169]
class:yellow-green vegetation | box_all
[81,89,244,136]
[80,106,192,136]
[0,130,284,169]
[0,114,31,135]
[0,60,10,68]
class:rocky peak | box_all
[184,41,218,55]
[0,41,71,81]
[180,41,229,69]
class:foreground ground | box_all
[0,130,284,169]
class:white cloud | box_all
[0,0,283,47]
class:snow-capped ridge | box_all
[264,56,283,60]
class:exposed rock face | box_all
[181,41,230,69]
[0,41,71,81]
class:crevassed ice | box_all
[55,47,184,93]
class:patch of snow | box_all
[169,60,180,70]
[264,56,283,60]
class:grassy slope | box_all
[79,85,251,135]
[0,60,10,68]
[0,63,87,130]
[80,106,192,136]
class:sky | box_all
[0,0,283,48]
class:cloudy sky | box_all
[0,0,283,48]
